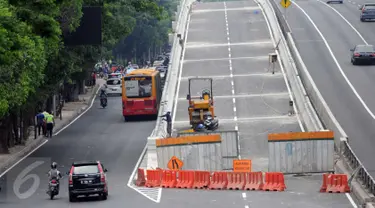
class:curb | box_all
[0,84,100,175]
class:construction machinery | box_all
[186,77,218,130]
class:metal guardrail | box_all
[267,0,375,196]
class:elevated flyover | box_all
[164,1,353,207]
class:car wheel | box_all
[360,18,365,22]
[352,60,357,65]
[69,194,76,202]
[327,1,330,3]
[339,1,343,3]
[101,192,108,200]
[124,116,129,122]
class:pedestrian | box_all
[45,111,55,138]
[92,72,96,86]
[160,111,172,137]
[36,110,45,136]
[42,110,49,136]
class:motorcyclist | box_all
[99,84,108,105]
[48,162,62,192]
[100,84,108,98]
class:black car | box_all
[350,44,375,65]
[68,161,108,202]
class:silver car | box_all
[105,78,122,96]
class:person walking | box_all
[45,111,55,138]
[91,72,96,86]
[160,111,172,137]
[42,110,49,136]
[36,110,45,136]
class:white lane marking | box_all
[242,192,247,198]
[291,1,360,206]
[224,1,239,133]
[346,193,358,208]
[54,86,101,135]
[184,56,268,62]
[257,0,305,131]
[186,41,272,48]
[174,115,295,124]
[293,0,375,120]
[127,145,162,203]
[316,0,367,45]
[177,92,290,100]
[171,13,191,128]
[0,85,101,178]
[180,72,283,80]
[245,206,249,208]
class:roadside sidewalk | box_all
[0,79,105,174]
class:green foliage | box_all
[0,0,47,117]
[0,0,173,120]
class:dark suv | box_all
[68,161,108,202]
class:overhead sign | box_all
[233,159,252,172]
[167,156,184,170]
[280,0,291,8]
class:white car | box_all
[105,78,122,96]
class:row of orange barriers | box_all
[136,169,351,193]
[136,169,286,191]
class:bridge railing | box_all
[265,0,375,197]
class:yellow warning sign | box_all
[280,0,291,8]
[233,159,252,172]
[167,156,184,170]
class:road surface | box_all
[170,1,352,207]
[273,0,375,178]
[0,96,157,207]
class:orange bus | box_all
[122,68,162,121]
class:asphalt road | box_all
[0,96,156,207]
[274,0,375,177]
[171,1,351,207]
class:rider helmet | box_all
[51,162,57,169]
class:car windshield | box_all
[73,165,99,174]
[106,79,121,85]
[124,76,152,98]
[364,5,375,10]
[356,45,375,52]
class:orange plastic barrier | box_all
[176,171,194,189]
[161,170,177,188]
[208,172,228,190]
[145,169,162,188]
[135,168,146,186]
[262,172,286,191]
[193,171,210,189]
[320,174,350,193]
[244,172,264,190]
[227,172,246,190]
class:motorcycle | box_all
[204,115,219,130]
[47,179,59,200]
[100,97,107,108]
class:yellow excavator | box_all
[186,77,218,130]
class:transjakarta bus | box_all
[122,69,162,121]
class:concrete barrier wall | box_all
[177,130,239,170]
[156,135,223,171]
[268,131,334,174]
[146,0,195,169]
